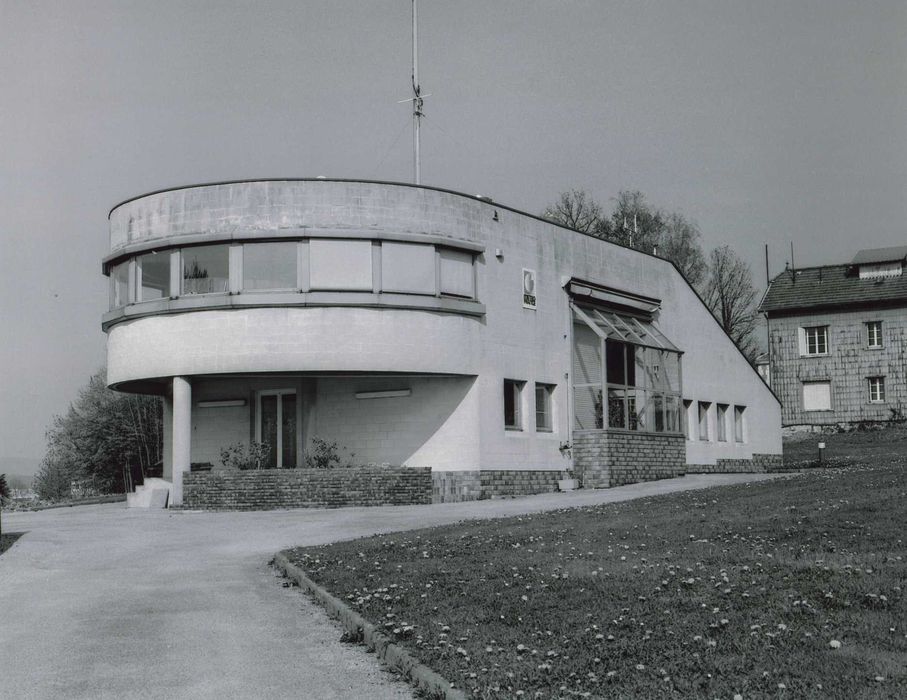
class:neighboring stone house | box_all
[759,246,907,428]
[102,179,782,506]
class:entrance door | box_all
[256,390,297,468]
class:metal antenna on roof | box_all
[790,241,796,284]
[397,1,433,183]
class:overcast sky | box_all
[2,0,906,468]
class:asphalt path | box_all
[0,472,785,699]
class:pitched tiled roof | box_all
[759,263,907,314]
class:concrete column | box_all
[162,395,173,481]
[170,376,192,506]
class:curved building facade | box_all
[103,179,782,505]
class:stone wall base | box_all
[182,467,432,510]
[431,470,567,503]
[686,453,785,474]
[573,430,686,488]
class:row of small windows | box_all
[799,321,884,356]
[683,400,746,443]
[108,240,477,310]
[504,380,556,433]
[802,377,887,411]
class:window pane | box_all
[504,380,522,429]
[663,352,681,393]
[607,388,627,429]
[243,242,297,290]
[138,252,169,301]
[309,239,373,291]
[535,384,553,432]
[867,322,882,348]
[260,395,278,469]
[439,248,474,298]
[605,339,626,385]
[665,396,680,433]
[653,394,665,433]
[282,394,297,467]
[381,242,435,294]
[734,406,745,441]
[109,261,129,309]
[716,404,728,442]
[630,389,649,431]
[182,245,229,295]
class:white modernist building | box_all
[103,179,782,505]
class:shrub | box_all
[305,437,356,469]
[219,441,270,470]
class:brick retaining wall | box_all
[431,470,566,503]
[182,467,432,510]
[686,453,785,474]
[573,430,686,488]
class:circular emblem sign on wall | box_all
[522,268,537,310]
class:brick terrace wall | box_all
[686,453,785,474]
[480,470,566,498]
[431,471,481,503]
[574,430,686,488]
[431,470,566,503]
[182,467,431,510]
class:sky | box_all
[2,0,906,470]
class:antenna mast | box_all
[412,0,423,184]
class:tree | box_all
[0,474,8,537]
[542,188,708,285]
[542,189,606,234]
[606,190,664,252]
[659,212,708,288]
[34,369,163,500]
[702,245,760,361]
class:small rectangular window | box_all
[243,242,298,290]
[439,248,475,298]
[698,401,710,441]
[868,377,886,403]
[734,406,745,442]
[802,381,832,411]
[504,379,524,430]
[182,245,230,295]
[866,321,883,349]
[716,404,728,442]
[535,383,555,432]
[802,326,828,356]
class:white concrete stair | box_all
[126,478,172,508]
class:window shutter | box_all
[802,382,832,411]
[439,249,475,298]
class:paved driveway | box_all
[0,473,784,699]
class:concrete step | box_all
[126,479,172,508]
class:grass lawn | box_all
[783,425,907,465]
[284,462,906,699]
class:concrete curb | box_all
[272,552,467,700]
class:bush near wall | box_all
[182,466,431,510]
